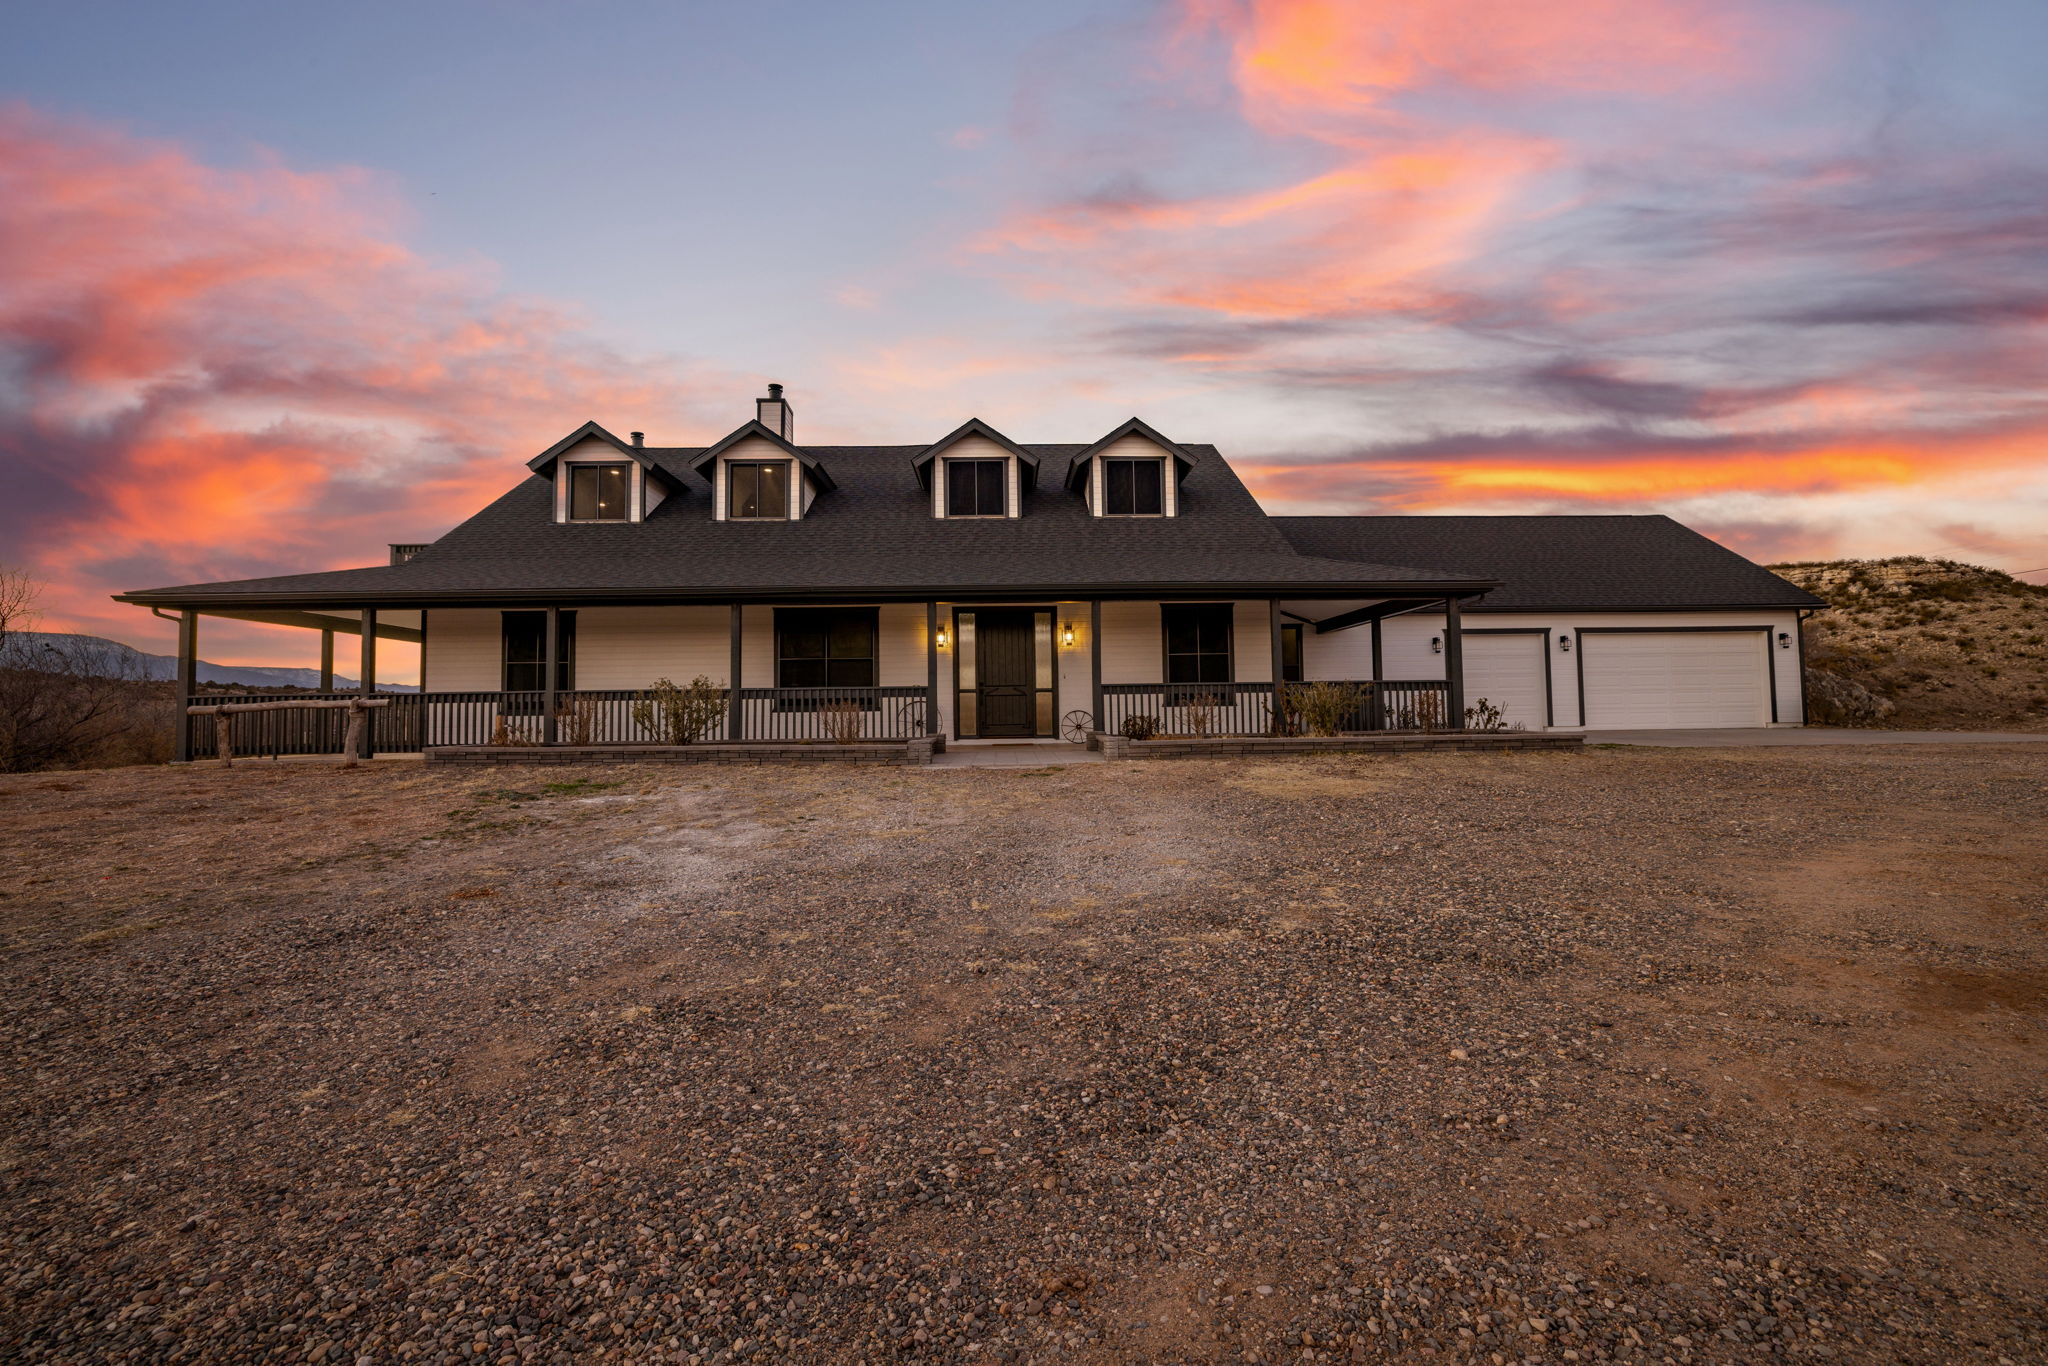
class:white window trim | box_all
[556,459,642,523]
[717,457,798,522]
[935,454,1016,519]
[1091,455,1173,518]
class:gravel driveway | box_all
[1,746,2043,1365]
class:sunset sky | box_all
[3,0,2046,672]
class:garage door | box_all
[1463,633,1549,729]
[1581,631,1768,728]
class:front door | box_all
[975,610,1037,736]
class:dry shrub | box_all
[1286,681,1362,736]
[631,676,726,744]
[1118,714,1158,741]
[1183,692,1222,738]
[821,700,865,744]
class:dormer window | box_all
[568,464,631,521]
[1103,458,1165,516]
[728,461,790,520]
[945,460,1007,517]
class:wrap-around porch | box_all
[167,594,1476,760]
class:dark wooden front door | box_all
[975,610,1037,736]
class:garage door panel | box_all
[1463,634,1548,729]
[1582,632,1768,728]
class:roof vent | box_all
[756,383,794,442]
[630,431,644,447]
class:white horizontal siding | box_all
[1231,600,1273,682]
[878,604,928,687]
[574,607,730,689]
[423,609,501,691]
[1098,601,1161,683]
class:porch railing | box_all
[181,686,932,757]
[1099,679,1454,738]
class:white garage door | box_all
[1463,633,1549,729]
[1581,631,1768,728]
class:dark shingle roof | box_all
[1274,515,1823,611]
[119,444,1485,606]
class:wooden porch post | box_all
[1268,597,1286,734]
[728,604,744,742]
[1089,599,1104,734]
[925,601,939,737]
[174,610,197,762]
[1443,596,1466,730]
[1370,617,1383,683]
[358,608,377,758]
[542,606,561,745]
[319,629,334,692]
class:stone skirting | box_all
[1089,732,1584,759]
[427,736,941,766]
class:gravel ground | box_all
[1,746,2043,1366]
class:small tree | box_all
[631,676,726,744]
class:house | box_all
[116,385,1823,760]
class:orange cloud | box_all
[0,104,719,665]
[976,0,1771,321]
[1239,425,2048,511]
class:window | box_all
[502,611,575,692]
[775,608,878,689]
[1163,604,1233,684]
[728,461,790,519]
[1281,623,1304,682]
[568,464,630,520]
[1103,458,1164,515]
[945,459,1006,517]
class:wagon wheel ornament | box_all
[894,697,931,737]
[1060,709,1096,743]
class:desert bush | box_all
[556,697,602,745]
[1182,692,1222,738]
[1285,681,1362,736]
[631,675,726,744]
[1119,713,1158,741]
[821,699,865,745]
[1412,691,1446,733]
[1463,697,1509,732]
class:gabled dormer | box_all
[1064,418,1196,518]
[528,421,677,524]
[911,419,1037,519]
[690,389,836,522]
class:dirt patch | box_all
[0,746,2044,1364]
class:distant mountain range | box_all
[0,632,419,692]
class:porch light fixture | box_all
[1778,631,1792,649]
[1430,635,1443,654]
[935,625,949,649]
[1061,622,1076,648]
[1558,634,1572,653]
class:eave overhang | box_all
[525,420,678,494]
[909,419,1039,492]
[687,421,837,492]
[1063,417,1198,493]
[115,577,1505,611]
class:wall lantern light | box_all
[1777,631,1792,649]
[1558,634,1572,653]
[935,625,949,649]
[1061,622,1076,648]
[1430,635,1443,654]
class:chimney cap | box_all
[766,382,784,399]
[630,431,644,447]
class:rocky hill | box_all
[1768,557,2048,729]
